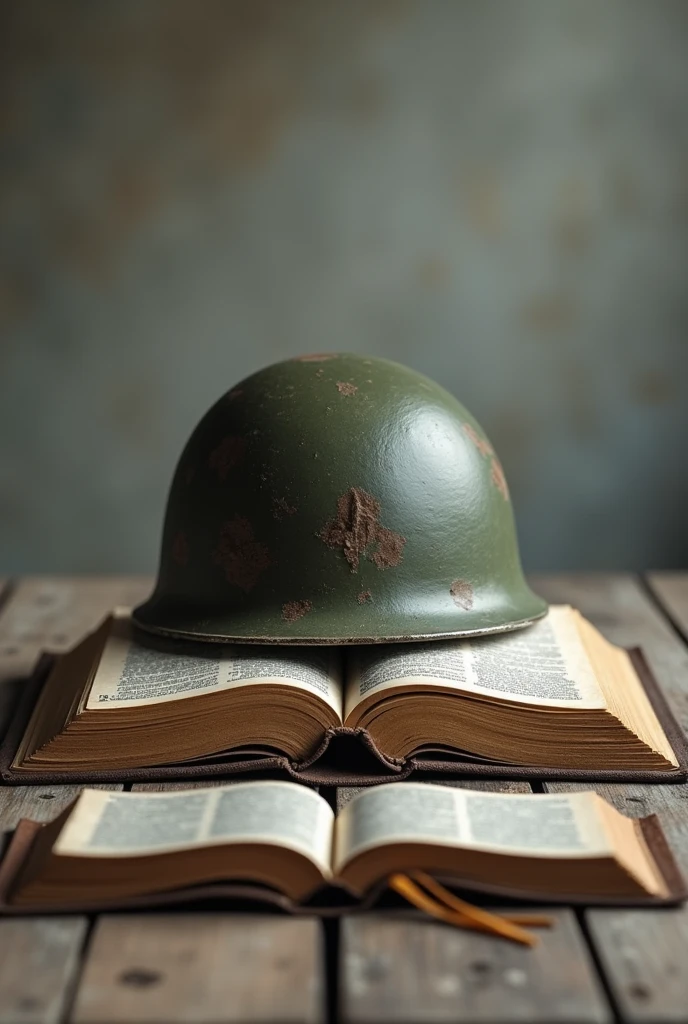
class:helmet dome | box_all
[133,353,547,643]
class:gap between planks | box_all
[533,572,688,1024]
[0,780,328,1024]
[336,777,612,1022]
[0,784,121,1024]
[0,576,153,757]
[0,576,153,683]
[646,571,688,645]
[0,577,150,1024]
[4,574,686,1022]
[71,915,325,1024]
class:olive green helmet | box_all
[133,354,547,644]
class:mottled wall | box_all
[1,0,687,573]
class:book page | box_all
[54,783,334,875]
[334,784,612,872]
[86,621,343,718]
[345,606,605,719]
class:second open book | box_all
[4,604,684,781]
[2,783,685,910]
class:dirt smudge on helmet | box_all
[336,381,358,396]
[491,458,510,500]
[450,579,473,610]
[463,423,510,501]
[370,526,405,568]
[171,530,189,567]
[208,436,246,481]
[282,600,312,622]
[273,496,298,520]
[319,487,406,572]
[213,516,271,592]
[462,423,493,458]
[358,590,372,604]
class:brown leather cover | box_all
[1,648,687,785]
[0,814,685,916]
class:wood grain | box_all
[585,910,688,1023]
[647,572,688,644]
[339,911,611,1023]
[337,780,610,1023]
[2,573,687,1023]
[0,784,122,832]
[534,573,688,1023]
[0,575,152,682]
[71,914,325,1024]
[0,918,87,1024]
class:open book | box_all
[6,605,682,777]
[4,783,683,909]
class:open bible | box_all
[2,783,684,910]
[4,605,683,780]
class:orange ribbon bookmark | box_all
[388,872,553,947]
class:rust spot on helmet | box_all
[318,487,406,572]
[228,388,243,401]
[491,458,510,500]
[208,436,246,481]
[273,496,297,520]
[213,517,271,592]
[282,600,312,623]
[296,353,337,362]
[358,590,372,604]
[172,531,189,567]
[462,423,509,501]
[336,381,358,396]
[450,579,473,610]
[369,527,405,569]
[462,423,493,458]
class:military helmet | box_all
[133,354,547,643]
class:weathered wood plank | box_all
[534,573,688,1022]
[336,779,532,813]
[646,571,688,644]
[340,911,611,1023]
[0,576,152,682]
[0,917,88,1024]
[545,780,688,1023]
[336,781,615,1023]
[584,910,688,1024]
[0,785,122,832]
[71,914,325,1024]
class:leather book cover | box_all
[1,648,687,786]
[0,813,685,916]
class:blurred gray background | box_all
[1,0,687,573]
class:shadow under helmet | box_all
[133,354,547,643]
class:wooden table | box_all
[1,574,687,1023]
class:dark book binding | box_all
[1,648,687,786]
[0,814,685,916]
